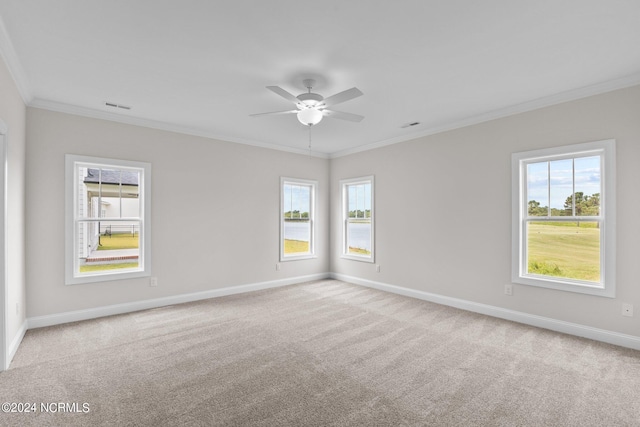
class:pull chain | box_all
[308,124,312,151]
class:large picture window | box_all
[280,177,316,261]
[512,140,615,297]
[65,155,151,285]
[341,176,374,262]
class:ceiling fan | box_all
[250,79,364,126]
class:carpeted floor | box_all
[1,279,639,426]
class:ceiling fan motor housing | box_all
[297,92,324,107]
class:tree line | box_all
[284,210,309,219]
[349,209,371,218]
[528,192,599,216]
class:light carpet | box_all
[1,279,639,426]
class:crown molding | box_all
[30,67,640,162]
[0,14,33,104]
[330,73,640,158]
[29,98,330,159]
[25,71,640,161]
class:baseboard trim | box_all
[27,273,331,329]
[331,273,640,351]
[6,320,27,369]
[24,272,640,351]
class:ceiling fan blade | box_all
[250,109,298,117]
[266,86,300,105]
[320,87,363,108]
[322,109,364,122]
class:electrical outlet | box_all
[622,303,634,317]
[150,277,158,287]
[276,263,281,271]
[504,284,513,296]
[376,264,381,273]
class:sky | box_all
[348,183,372,215]
[527,155,601,211]
[284,182,372,218]
[283,183,311,216]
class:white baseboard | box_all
[6,320,27,369]
[24,272,640,351]
[331,273,640,351]
[27,273,331,329]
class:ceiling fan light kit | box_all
[297,107,323,126]
[251,78,364,128]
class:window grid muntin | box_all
[514,141,613,296]
[66,154,150,285]
[74,161,144,277]
[523,152,603,220]
[522,152,604,285]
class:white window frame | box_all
[280,177,317,261]
[341,176,375,263]
[65,155,151,285]
[511,140,615,297]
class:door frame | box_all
[0,119,7,370]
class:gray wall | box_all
[330,85,640,337]
[25,108,329,317]
[15,75,640,339]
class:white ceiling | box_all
[1,1,639,157]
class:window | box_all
[65,155,151,285]
[341,176,374,262]
[512,140,615,297]
[280,177,316,261]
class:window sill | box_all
[513,274,614,298]
[280,255,317,262]
[66,269,150,286]
[341,254,374,263]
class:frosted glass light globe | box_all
[297,108,323,126]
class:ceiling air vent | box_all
[401,121,420,129]
[105,102,131,110]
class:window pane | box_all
[348,185,359,217]
[574,156,601,216]
[347,219,371,255]
[77,167,95,219]
[348,184,371,220]
[346,181,373,256]
[283,219,310,254]
[79,166,140,220]
[77,220,140,274]
[549,159,573,216]
[76,164,142,271]
[363,183,371,218]
[283,183,311,255]
[527,162,549,216]
[526,221,600,283]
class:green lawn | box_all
[97,233,139,250]
[79,262,139,273]
[82,234,139,273]
[284,240,371,256]
[284,239,309,254]
[348,247,371,256]
[527,222,600,282]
